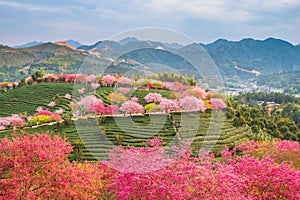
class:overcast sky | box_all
[0,0,299,46]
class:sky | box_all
[0,0,300,46]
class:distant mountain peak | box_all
[118,37,140,45]
[65,40,82,48]
[13,41,44,48]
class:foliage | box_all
[107,92,128,104]
[236,91,300,105]
[0,132,108,199]
[236,140,300,169]
[105,140,300,199]
[144,103,159,112]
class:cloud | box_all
[1,0,300,45]
[0,0,68,13]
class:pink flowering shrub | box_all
[163,82,185,92]
[179,96,206,112]
[159,98,180,113]
[192,86,208,99]
[31,109,62,123]
[120,100,144,115]
[94,104,119,115]
[1,133,300,199]
[144,92,163,103]
[0,115,26,130]
[105,141,300,199]
[209,98,226,110]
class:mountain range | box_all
[1,37,300,92]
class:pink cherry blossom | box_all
[91,83,100,89]
[101,75,117,86]
[85,75,96,83]
[192,86,208,99]
[209,98,226,110]
[118,77,132,85]
[130,97,139,102]
[118,87,130,94]
[76,95,103,113]
[120,100,144,114]
[54,108,64,114]
[64,93,71,99]
[48,101,56,107]
[78,88,85,94]
[36,106,43,112]
[144,92,163,103]
[159,98,180,112]
[179,96,206,112]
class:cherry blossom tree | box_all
[209,98,226,110]
[91,83,100,89]
[144,92,163,103]
[192,86,208,99]
[118,87,130,94]
[118,77,132,85]
[120,100,144,115]
[159,98,180,113]
[101,75,117,86]
[179,96,206,112]
[0,132,108,199]
[76,95,103,113]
